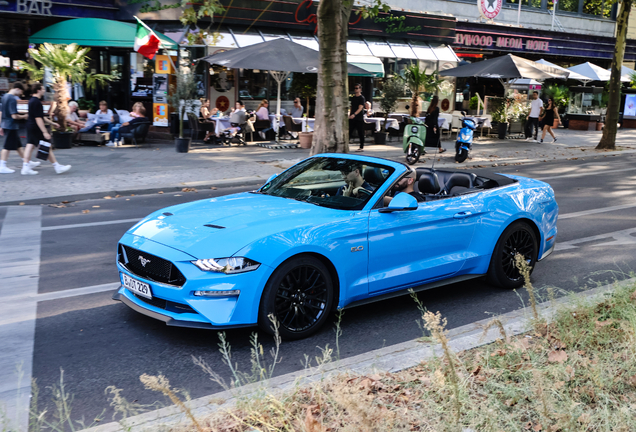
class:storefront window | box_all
[507,0,542,8]
[558,0,580,13]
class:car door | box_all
[367,195,479,294]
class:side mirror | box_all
[379,192,419,213]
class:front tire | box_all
[486,221,538,289]
[405,143,422,165]
[258,256,334,340]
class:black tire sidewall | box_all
[487,221,538,289]
[258,256,334,340]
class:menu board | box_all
[624,94,636,118]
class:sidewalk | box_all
[1,127,636,204]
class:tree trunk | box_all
[53,76,70,131]
[597,0,633,150]
[311,0,353,155]
[410,95,420,117]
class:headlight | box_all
[191,257,260,274]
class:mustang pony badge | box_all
[138,256,151,267]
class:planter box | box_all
[299,132,313,149]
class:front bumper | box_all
[114,234,272,329]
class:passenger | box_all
[383,170,425,206]
[337,163,374,198]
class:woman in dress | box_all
[424,96,445,153]
[199,99,218,143]
[540,97,559,143]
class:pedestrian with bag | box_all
[539,97,559,143]
[349,83,366,152]
[21,82,71,175]
[0,82,29,174]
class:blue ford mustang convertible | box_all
[113,154,558,339]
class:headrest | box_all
[444,173,473,194]
[418,172,440,194]
[363,167,385,185]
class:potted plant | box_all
[469,93,480,115]
[543,84,570,128]
[18,43,113,148]
[168,66,198,153]
[290,73,317,148]
[298,114,313,148]
[77,98,95,118]
[492,106,508,139]
[375,77,403,144]
[403,63,443,117]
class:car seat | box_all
[417,171,441,194]
[363,167,386,187]
[443,172,474,195]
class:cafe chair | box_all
[283,115,303,135]
[120,119,151,146]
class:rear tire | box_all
[486,221,538,289]
[258,256,334,340]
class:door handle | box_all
[453,211,473,219]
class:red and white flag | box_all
[133,16,161,60]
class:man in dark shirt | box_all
[22,82,70,175]
[349,83,366,152]
[383,170,425,206]
[0,82,28,174]
[336,163,374,198]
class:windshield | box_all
[257,157,394,210]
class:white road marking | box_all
[0,206,41,432]
[559,202,636,219]
[555,227,636,251]
[536,165,636,181]
[42,218,140,231]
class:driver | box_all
[383,170,425,206]
[337,163,374,198]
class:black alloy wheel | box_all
[259,256,334,340]
[486,221,538,289]
[406,143,421,165]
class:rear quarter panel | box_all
[461,176,558,274]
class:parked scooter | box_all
[402,117,427,165]
[455,111,476,163]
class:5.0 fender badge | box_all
[351,246,364,252]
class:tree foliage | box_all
[18,43,113,130]
[168,67,199,139]
[290,73,318,115]
[403,64,443,117]
[542,85,570,110]
[378,77,403,132]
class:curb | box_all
[81,277,636,432]
[0,176,267,206]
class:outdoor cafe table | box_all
[214,117,232,135]
[270,115,315,132]
[388,113,449,130]
[363,117,400,132]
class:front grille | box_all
[133,294,196,314]
[119,244,187,286]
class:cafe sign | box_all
[455,31,550,52]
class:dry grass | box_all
[172,271,636,431]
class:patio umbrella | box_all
[439,54,569,81]
[536,59,594,84]
[606,65,634,83]
[200,38,373,141]
[567,62,611,83]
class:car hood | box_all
[128,192,340,258]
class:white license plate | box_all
[122,273,152,299]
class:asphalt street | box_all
[3,153,636,426]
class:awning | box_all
[347,55,385,78]
[29,18,178,49]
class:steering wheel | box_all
[356,188,372,197]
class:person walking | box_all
[539,97,559,143]
[22,83,71,175]
[525,91,543,142]
[0,82,28,174]
[424,96,445,153]
[349,83,366,152]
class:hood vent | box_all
[204,224,226,229]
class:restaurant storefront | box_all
[122,0,461,114]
